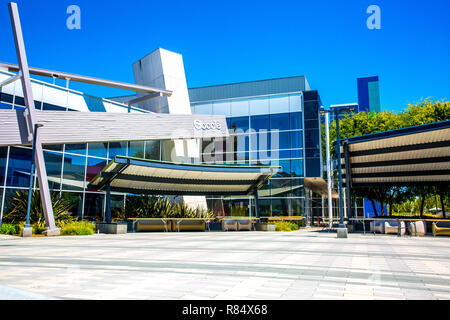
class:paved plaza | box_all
[0,230,450,300]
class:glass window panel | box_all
[0,147,7,186]
[257,198,271,217]
[269,95,289,114]
[289,94,302,112]
[212,101,231,117]
[277,131,290,150]
[270,178,292,197]
[128,141,145,158]
[6,147,31,187]
[193,103,213,115]
[88,142,108,158]
[0,92,14,104]
[86,157,106,183]
[0,102,13,109]
[304,101,319,120]
[62,153,85,191]
[83,192,104,221]
[65,143,86,156]
[278,149,291,159]
[273,160,291,178]
[250,114,269,131]
[231,199,249,217]
[249,97,269,115]
[305,129,320,149]
[305,158,321,177]
[111,194,125,221]
[290,131,303,149]
[304,119,319,130]
[290,112,302,130]
[229,116,249,132]
[212,198,231,217]
[62,191,83,219]
[42,103,66,111]
[108,142,127,159]
[43,144,63,152]
[44,150,62,190]
[290,148,303,158]
[291,197,304,216]
[145,140,160,160]
[270,113,289,131]
[271,198,290,216]
[291,159,304,177]
[13,96,25,107]
[231,99,249,117]
[305,148,321,158]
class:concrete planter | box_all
[255,223,276,231]
[95,222,127,234]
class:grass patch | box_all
[60,221,95,236]
[0,223,18,235]
[275,221,300,232]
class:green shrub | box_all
[0,223,18,235]
[61,221,95,236]
[275,221,300,232]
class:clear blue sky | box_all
[0,0,449,111]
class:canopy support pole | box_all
[254,188,260,220]
[343,142,353,219]
[106,182,111,224]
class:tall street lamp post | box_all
[321,105,356,238]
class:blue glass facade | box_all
[190,78,323,218]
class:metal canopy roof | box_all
[339,121,450,187]
[87,156,280,196]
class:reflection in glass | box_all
[145,140,160,160]
[250,114,269,131]
[128,141,145,158]
[230,116,249,132]
[84,192,104,221]
[108,142,127,159]
[86,158,106,184]
[290,112,302,130]
[65,143,86,156]
[62,153,85,190]
[44,151,62,190]
[88,142,108,158]
[270,113,289,131]
[291,159,304,177]
[62,192,83,219]
[0,147,7,186]
[269,95,289,114]
[6,147,31,188]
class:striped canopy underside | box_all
[88,156,279,196]
[341,122,450,186]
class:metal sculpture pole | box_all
[325,112,333,229]
[8,2,59,236]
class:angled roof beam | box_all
[0,62,172,96]
[0,71,21,88]
[124,92,162,106]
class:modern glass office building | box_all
[189,77,323,217]
[0,50,326,222]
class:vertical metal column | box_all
[343,142,353,219]
[325,112,333,228]
[254,188,260,220]
[8,2,58,235]
[105,183,111,224]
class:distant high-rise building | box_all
[357,76,380,112]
